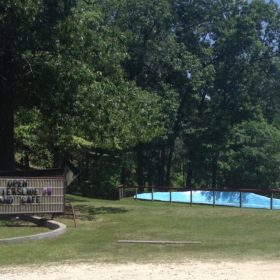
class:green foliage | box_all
[7,1,164,170]
[15,108,53,167]
[73,81,162,149]
[2,0,280,193]
[220,120,280,189]
[170,0,280,189]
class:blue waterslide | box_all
[135,191,280,209]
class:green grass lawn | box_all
[0,194,280,265]
[0,219,49,239]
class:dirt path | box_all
[0,261,279,280]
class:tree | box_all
[173,0,280,188]
[220,120,280,189]
[2,0,280,195]
[0,0,76,170]
[7,0,164,176]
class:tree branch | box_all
[19,54,35,78]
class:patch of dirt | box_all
[0,261,279,280]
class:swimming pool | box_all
[135,190,280,209]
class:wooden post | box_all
[240,191,242,208]
[135,187,138,200]
[213,190,215,208]
[70,203,77,228]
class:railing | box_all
[119,185,184,204]
[118,185,280,210]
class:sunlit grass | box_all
[0,194,280,265]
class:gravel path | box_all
[0,261,279,280]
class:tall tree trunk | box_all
[157,145,166,186]
[165,87,191,186]
[136,145,145,191]
[120,167,125,185]
[165,141,175,186]
[0,52,15,171]
[186,150,195,189]
[211,156,218,189]
[53,152,71,169]
[0,87,14,170]
[186,163,193,188]
[53,151,64,168]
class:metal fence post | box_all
[240,191,242,208]
[271,191,273,210]
[213,190,215,208]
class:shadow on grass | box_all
[4,224,38,228]
[63,205,128,221]
[0,219,39,228]
[65,195,90,203]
